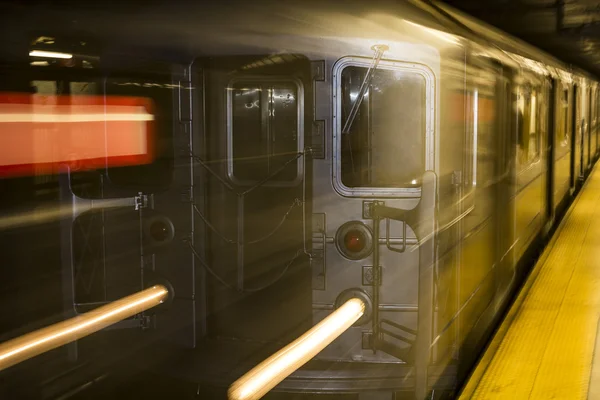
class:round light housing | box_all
[150,220,171,242]
[336,221,373,260]
[144,215,175,248]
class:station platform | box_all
[459,164,600,399]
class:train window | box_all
[71,81,98,96]
[517,87,541,166]
[227,80,303,185]
[592,88,597,131]
[32,80,56,95]
[335,63,427,193]
[557,88,569,146]
[467,87,497,188]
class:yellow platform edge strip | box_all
[458,162,600,399]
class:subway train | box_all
[0,0,599,399]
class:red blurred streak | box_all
[0,94,155,177]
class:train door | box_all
[576,83,585,184]
[571,84,581,192]
[546,78,556,228]
[433,55,469,375]
[1,46,200,365]
[597,88,600,158]
[553,81,573,213]
[495,69,517,303]
[586,85,593,172]
[453,52,513,382]
[455,55,500,338]
[590,86,597,163]
[579,84,587,179]
[195,55,313,360]
[513,71,545,263]
[596,88,600,159]
[51,65,198,357]
[309,45,438,396]
[540,79,552,231]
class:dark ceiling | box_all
[441,0,600,76]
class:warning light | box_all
[336,221,373,260]
[344,230,366,253]
[0,94,155,177]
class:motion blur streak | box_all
[0,285,168,372]
[228,298,366,400]
[0,206,70,231]
[0,95,155,177]
[0,196,136,230]
[29,50,73,59]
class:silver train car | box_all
[0,0,599,399]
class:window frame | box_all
[226,75,305,187]
[332,56,435,198]
[466,83,497,190]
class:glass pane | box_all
[32,80,56,95]
[517,86,541,166]
[231,86,266,181]
[270,85,299,181]
[70,81,97,96]
[231,82,300,183]
[562,89,569,143]
[528,90,540,160]
[475,93,497,187]
[340,66,425,188]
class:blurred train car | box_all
[0,0,599,399]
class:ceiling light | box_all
[29,50,73,59]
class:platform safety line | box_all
[458,161,600,399]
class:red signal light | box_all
[336,222,373,260]
[344,230,366,253]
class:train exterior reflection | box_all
[1,0,600,399]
